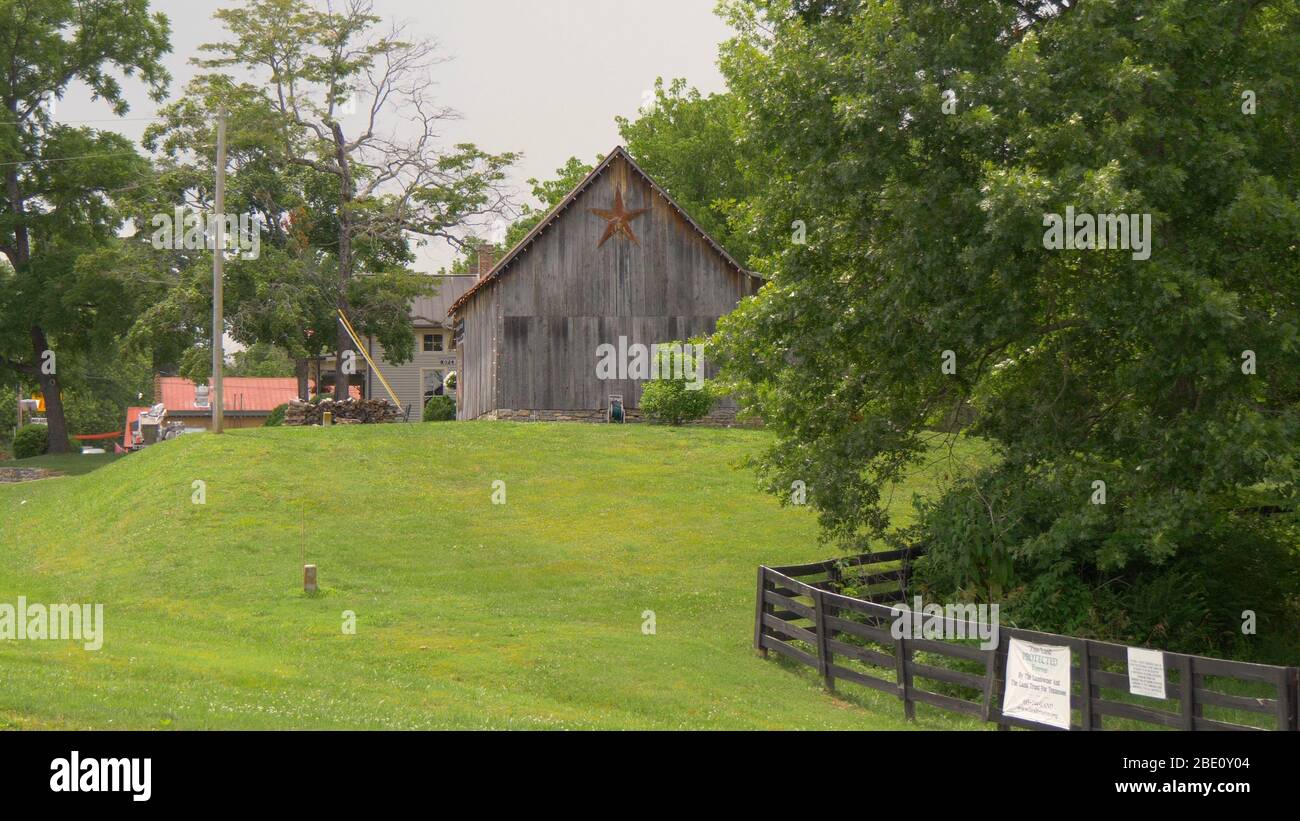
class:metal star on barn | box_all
[589,187,649,247]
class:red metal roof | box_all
[124,406,148,449]
[158,376,300,413]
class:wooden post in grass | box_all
[813,588,835,692]
[303,564,318,593]
[894,633,915,721]
[1177,655,1194,731]
[1284,665,1294,732]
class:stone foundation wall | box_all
[477,407,760,428]
[0,467,60,483]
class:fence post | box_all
[827,560,842,592]
[1275,668,1292,731]
[980,647,997,722]
[1178,656,1195,731]
[812,588,834,692]
[754,566,769,657]
[1290,668,1299,731]
[894,633,914,721]
[994,642,1010,730]
[899,549,912,600]
[1079,641,1094,731]
[1291,668,1299,732]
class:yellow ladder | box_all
[336,309,402,407]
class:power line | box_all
[0,150,144,168]
[0,115,165,126]
[0,143,218,169]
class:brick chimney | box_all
[477,245,497,280]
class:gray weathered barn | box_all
[447,146,762,421]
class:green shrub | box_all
[639,342,713,425]
[264,403,288,427]
[423,394,456,422]
[913,466,1300,660]
[13,424,49,459]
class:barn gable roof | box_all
[448,145,759,316]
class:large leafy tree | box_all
[617,78,757,264]
[192,0,517,401]
[0,0,171,452]
[443,155,595,274]
[713,0,1300,653]
[113,70,431,398]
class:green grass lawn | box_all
[0,422,988,729]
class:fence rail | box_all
[755,549,1299,731]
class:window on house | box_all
[423,334,435,352]
[432,334,444,351]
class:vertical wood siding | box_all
[455,152,759,417]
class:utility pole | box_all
[212,107,227,434]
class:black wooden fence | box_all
[755,549,1299,731]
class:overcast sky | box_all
[53,0,734,272]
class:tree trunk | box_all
[330,345,340,400]
[335,327,351,401]
[31,325,72,453]
[5,108,71,454]
[294,358,309,400]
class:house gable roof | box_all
[447,145,760,316]
[409,275,476,327]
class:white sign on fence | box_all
[1001,637,1073,729]
[1126,647,1167,699]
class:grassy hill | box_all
[0,422,987,729]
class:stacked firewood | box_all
[283,398,402,426]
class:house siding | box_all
[368,329,458,420]
[365,274,475,420]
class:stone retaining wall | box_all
[477,407,760,428]
[0,467,60,483]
